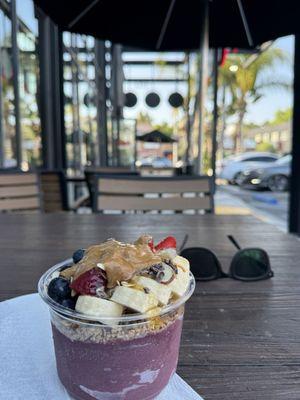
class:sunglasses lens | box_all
[180,248,220,280]
[232,249,271,279]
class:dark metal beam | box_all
[38,11,66,170]
[185,52,191,165]
[11,0,22,168]
[211,48,219,194]
[95,40,108,166]
[195,0,209,174]
[289,34,300,235]
[110,44,123,166]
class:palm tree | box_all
[219,48,291,152]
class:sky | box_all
[123,36,295,127]
[245,35,294,124]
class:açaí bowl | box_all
[38,258,195,400]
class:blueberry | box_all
[60,298,76,310]
[73,249,85,263]
[48,277,71,302]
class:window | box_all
[0,0,41,170]
[243,156,277,162]
[17,0,41,169]
[0,8,16,168]
[63,32,99,173]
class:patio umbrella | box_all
[34,0,300,50]
[137,130,177,143]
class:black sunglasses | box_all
[180,235,274,282]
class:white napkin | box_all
[0,294,203,400]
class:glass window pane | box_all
[16,0,41,169]
[0,9,16,168]
[63,33,99,172]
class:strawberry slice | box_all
[70,267,107,296]
[155,236,177,251]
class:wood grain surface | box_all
[0,214,299,399]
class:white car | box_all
[218,152,279,184]
[152,157,173,168]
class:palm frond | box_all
[255,79,292,91]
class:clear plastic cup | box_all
[38,259,195,400]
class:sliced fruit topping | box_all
[111,286,159,313]
[96,263,106,271]
[75,295,124,321]
[156,263,176,284]
[70,267,107,296]
[133,276,171,305]
[73,248,85,263]
[48,277,71,302]
[157,248,177,260]
[148,264,163,274]
[167,264,190,298]
[172,255,190,272]
[155,236,177,252]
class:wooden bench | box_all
[0,171,69,213]
[0,173,40,211]
[84,168,139,206]
[92,175,214,213]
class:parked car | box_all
[218,152,279,184]
[136,157,173,168]
[135,157,153,167]
[238,154,291,191]
[152,157,173,168]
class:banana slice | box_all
[133,276,171,306]
[75,295,124,324]
[158,248,177,261]
[111,286,158,313]
[167,266,190,298]
[172,255,190,272]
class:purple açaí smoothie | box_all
[52,313,183,400]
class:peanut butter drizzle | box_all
[73,237,162,288]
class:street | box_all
[216,184,289,231]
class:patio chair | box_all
[84,167,139,206]
[0,172,40,212]
[91,175,214,213]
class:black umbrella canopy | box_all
[137,130,177,143]
[35,0,300,50]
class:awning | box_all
[137,130,177,143]
[34,0,300,50]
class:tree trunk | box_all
[235,109,246,153]
[219,85,226,159]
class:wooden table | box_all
[1,213,300,399]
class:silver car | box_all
[218,152,279,184]
[238,155,291,192]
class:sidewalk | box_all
[215,188,251,215]
[215,186,288,232]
